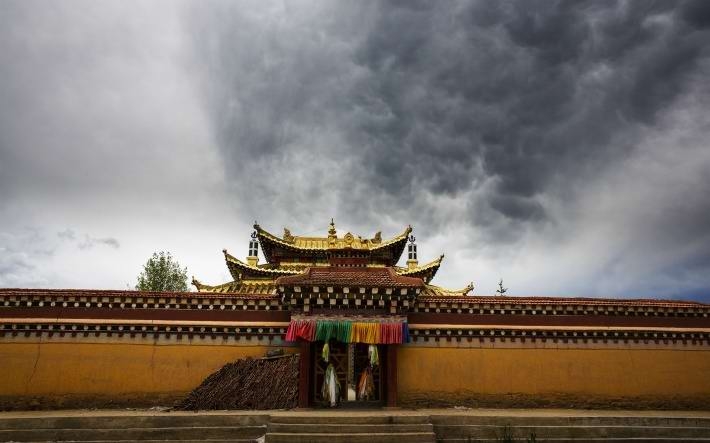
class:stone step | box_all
[266,422,434,433]
[438,439,710,442]
[268,414,431,424]
[264,431,436,443]
[431,415,710,427]
[16,440,258,443]
[0,425,266,442]
[434,424,710,439]
[0,414,268,430]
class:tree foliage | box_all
[495,279,508,296]
[136,251,189,292]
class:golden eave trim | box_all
[224,251,299,275]
[423,282,475,296]
[254,224,412,252]
[396,255,444,283]
[367,225,412,252]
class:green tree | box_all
[135,251,189,292]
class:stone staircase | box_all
[263,414,436,443]
[1,411,710,442]
[0,413,267,442]
[430,414,710,442]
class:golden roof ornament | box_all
[371,231,382,244]
[344,232,354,247]
[462,282,475,296]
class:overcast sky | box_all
[1,1,709,300]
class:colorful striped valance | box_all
[285,318,409,344]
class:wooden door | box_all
[311,341,385,407]
[312,340,348,405]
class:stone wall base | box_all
[0,393,185,411]
[399,391,710,410]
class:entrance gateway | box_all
[192,219,474,408]
[286,315,407,407]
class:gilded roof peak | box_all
[254,223,410,251]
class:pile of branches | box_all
[175,354,299,410]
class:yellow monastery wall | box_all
[0,340,293,400]
[3,338,710,409]
[397,346,710,407]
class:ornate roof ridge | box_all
[275,266,425,288]
[369,225,412,252]
[254,223,412,252]
[223,250,300,276]
[423,281,475,296]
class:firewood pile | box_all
[174,353,299,410]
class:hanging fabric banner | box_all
[285,317,409,344]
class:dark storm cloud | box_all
[187,0,710,297]
[189,1,709,226]
[349,0,708,220]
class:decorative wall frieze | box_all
[408,324,710,347]
[0,318,289,341]
[283,287,414,314]
[0,290,283,311]
[412,299,710,318]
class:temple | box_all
[1,220,709,410]
[192,220,466,297]
[190,221,473,406]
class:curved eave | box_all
[254,224,413,266]
[224,250,299,280]
[421,282,475,297]
[191,277,277,296]
[192,277,237,294]
[191,277,210,292]
[254,225,328,262]
[369,225,412,266]
[396,254,444,283]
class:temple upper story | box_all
[255,220,411,267]
[192,220,473,298]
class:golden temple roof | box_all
[254,222,412,252]
[191,277,277,295]
[223,250,300,280]
[395,254,444,283]
[193,221,467,294]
